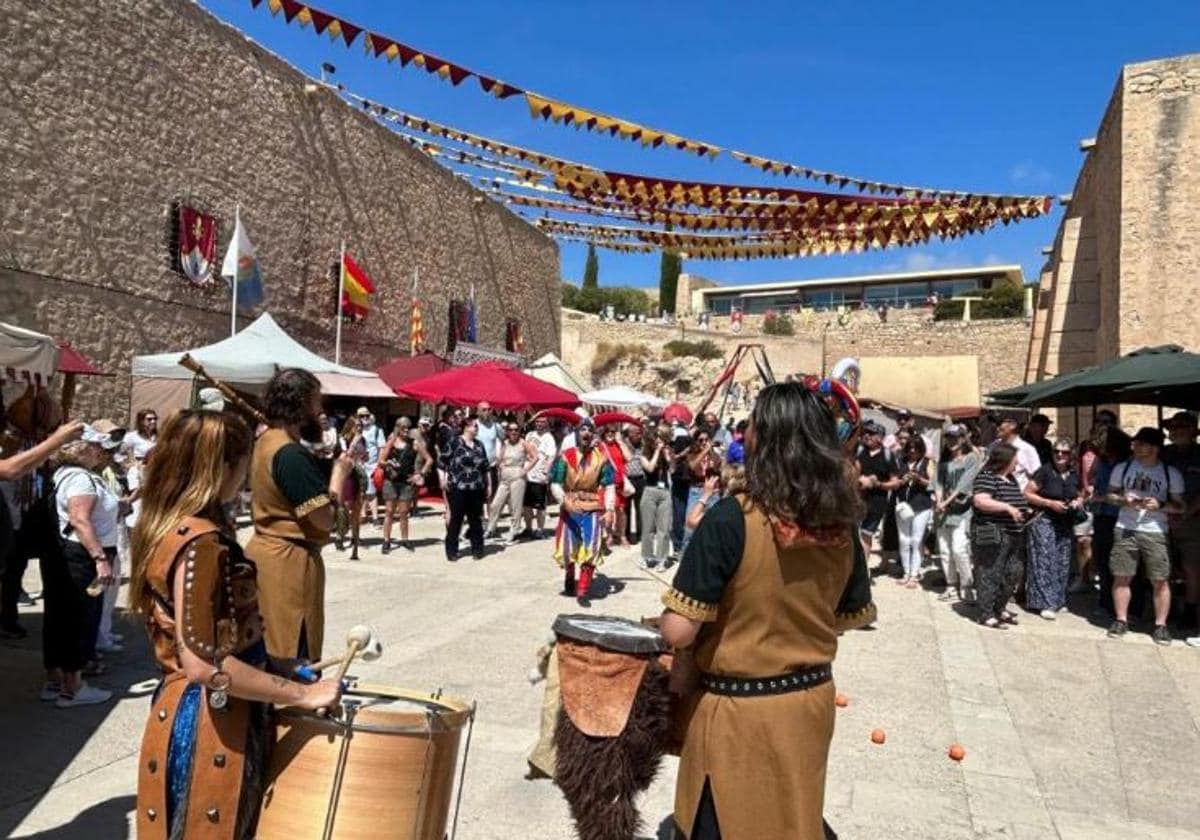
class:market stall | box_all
[130,312,394,418]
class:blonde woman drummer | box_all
[130,410,340,839]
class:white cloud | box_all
[1009,161,1053,185]
[901,252,941,272]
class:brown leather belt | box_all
[699,663,832,697]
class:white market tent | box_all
[580,385,667,413]
[524,352,587,395]
[130,312,395,417]
[0,322,59,382]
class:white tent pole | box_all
[334,240,345,364]
[230,204,240,337]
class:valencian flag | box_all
[410,268,425,355]
[221,210,264,312]
[340,252,375,319]
[178,206,217,286]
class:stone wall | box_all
[0,0,560,418]
[559,306,1028,410]
[1028,54,1199,428]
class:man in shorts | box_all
[1106,427,1185,645]
[856,421,901,559]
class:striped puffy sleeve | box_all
[662,497,744,622]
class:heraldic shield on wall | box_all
[177,205,218,286]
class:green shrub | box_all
[933,282,1026,321]
[664,339,724,361]
[562,283,655,318]
[591,342,651,379]
[763,311,795,336]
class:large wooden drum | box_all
[258,684,475,840]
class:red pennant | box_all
[396,44,419,66]
[279,0,303,23]
[250,0,264,6]
[338,20,362,46]
[444,62,471,85]
[308,7,333,32]
[370,34,397,57]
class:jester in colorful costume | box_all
[550,417,616,603]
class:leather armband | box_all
[178,534,237,663]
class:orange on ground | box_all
[870,729,886,745]
[948,743,966,761]
[834,694,849,708]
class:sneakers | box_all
[381,541,391,555]
[1039,610,1057,621]
[1107,620,1128,638]
[39,682,62,702]
[1185,636,1200,648]
[1151,625,1172,646]
[96,640,124,654]
[55,683,113,708]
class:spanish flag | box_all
[341,252,375,319]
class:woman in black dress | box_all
[1024,438,1084,619]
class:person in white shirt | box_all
[45,428,124,707]
[475,402,501,515]
[124,409,158,453]
[996,418,1042,490]
[1105,427,1185,645]
[355,407,387,525]
[522,416,558,539]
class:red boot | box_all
[577,563,595,603]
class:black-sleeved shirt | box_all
[895,457,935,513]
[671,496,746,612]
[1030,465,1080,526]
[272,443,328,517]
[857,447,899,515]
[972,469,1030,533]
[445,436,489,491]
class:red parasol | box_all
[377,351,452,393]
[662,402,694,425]
[56,341,109,376]
[533,407,583,425]
[593,411,642,428]
[395,361,581,411]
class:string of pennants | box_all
[250,0,1054,205]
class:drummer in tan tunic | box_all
[247,368,354,662]
[661,381,875,840]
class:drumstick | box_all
[178,353,268,425]
[317,625,373,716]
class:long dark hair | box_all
[744,382,862,528]
[263,368,321,426]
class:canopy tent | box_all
[377,352,453,393]
[57,341,108,376]
[524,353,587,395]
[580,385,667,412]
[130,312,393,418]
[1012,346,1200,408]
[395,361,580,411]
[0,322,59,382]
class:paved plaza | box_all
[2,506,1199,839]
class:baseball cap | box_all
[356,406,371,417]
[1132,427,1165,448]
[1165,410,1197,430]
[861,420,886,436]
[418,416,432,426]
[91,418,126,437]
[81,425,121,450]
[897,408,912,418]
[944,423,967,437]
[1029,413,1053,426]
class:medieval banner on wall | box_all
[177,205,218,286]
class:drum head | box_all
[553,613,667,654]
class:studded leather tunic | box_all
[137,516,268,840]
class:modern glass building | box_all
[692,265,1025,315]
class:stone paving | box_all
[2,506,1199,839]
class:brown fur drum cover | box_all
[553,658,673,840]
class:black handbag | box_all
[971,518,1003,548]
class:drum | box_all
[259,684,475,840]
[552,613,668,655]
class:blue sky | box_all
[199,0,1199,289]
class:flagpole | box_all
[230,204,240,337]
[335,240,345,364]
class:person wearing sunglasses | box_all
[485,423,536,544]
[1024,439,1085,620]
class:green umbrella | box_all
[1114,372,1200,410]
[987,367,1097,406]
[1019,345,1200,408]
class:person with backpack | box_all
[42,427,124,707]
[1105,427,1185,645]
